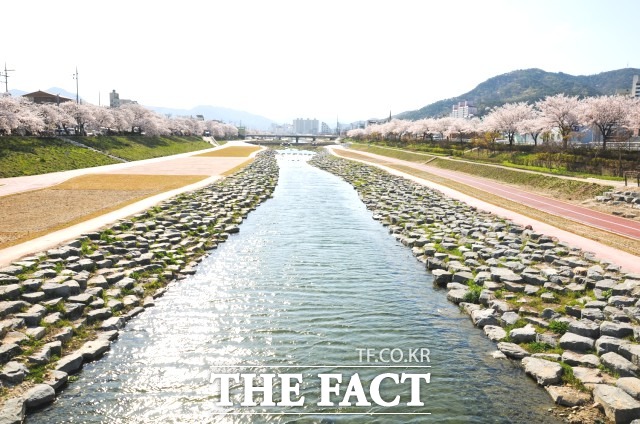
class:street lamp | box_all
[72,67,79,104]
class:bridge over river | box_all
[243,133,339,145]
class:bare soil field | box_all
[0,174,205,249]
[195,146,261,157]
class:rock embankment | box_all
[311,153,640,424]
[0,151,278,423]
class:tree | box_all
[484,102,532,147]
[0,96,21,135]
[517,109,547,146]
[38,103,74,134]
[446,118,470,145]
[536,94,581,149]
[580,95,630,149]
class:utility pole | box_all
[73,67,79,104]
[1,63,15,93]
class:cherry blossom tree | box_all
[517,109,547,146]
[446,118,471,144]
[625,97,640,136]
[0,96,21,135]
[580,95,630,149]
[111,107,134,133]
[431,117,451,141]
[536,94,581,149]
[346,128,365,139]
[85,104,115,133]
[221,123,238,138]
[13,98,44,135]
[38,103,74,134]
[484,102,532,147]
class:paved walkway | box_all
[0,141,261,267]
[330,146,640,274]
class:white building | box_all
[451,101,477,119]
[109,89,137,108]
[293,118,319,134]
[632,75,640,98]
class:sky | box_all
[3,0,640,127]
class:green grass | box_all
[0,135,214,177]
[0,136,120,177]
[76,135,212,161]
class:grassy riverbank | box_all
[76,135,212,161]
[0,135,214,178]
[0,137,120,178]
[347,144,613,202]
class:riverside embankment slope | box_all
[329,145,640,274]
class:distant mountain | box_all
[8,89,26,97]
[9,87,79,101]
[148,105,275,130]
[396,68,640,120]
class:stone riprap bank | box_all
[0,151,278,423]
[311,153,640,424]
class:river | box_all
[30,150,561,423]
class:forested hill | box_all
[396,68,640,120]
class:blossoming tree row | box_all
[0,95,238,138]
[348,94,640,150]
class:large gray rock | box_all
[593,384,640,423]
[23,384,55,409]
[446,288,468,304]
[497,342,530,359]
[87,308,112,323]
[596,335,631,355]
[43,370,68,392]
[618,377,640,400]
[572,367,612,385]
[0,397,25,424]
[79,339,111,362]
[500,311,520,326]
[620,344,640,367]
[559,332,595,352]
[100,316,125,331]
[545,385,591,406]
[490,267,522,283]
[581,308,605,321]
[568,319,600,339]
[55,353,83,374]
[561,350,600,368]
[521,357,563,386]
[509,324,537,344]
[40,283,71,299]
[471,308,499,328]
[483,325,507,342]
[0,285,21,301]
[431,269,451,286]
[601,352,639,377]
[601,321,635,338]
[0,362,28,385]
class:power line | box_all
[1,63,15,93]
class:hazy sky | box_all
[3,0,639,126]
